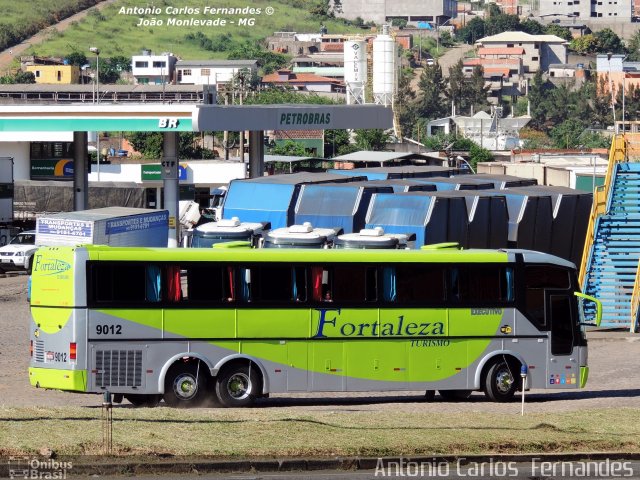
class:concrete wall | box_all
[335,0,455,23]
[542,43,568,71]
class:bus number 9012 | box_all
[96,325,122,335]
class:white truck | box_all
[35,207,169,247]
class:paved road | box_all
[0,0,117,73]
[70,461,640,479]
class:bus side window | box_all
[395,265,445,303]
[293,266,307,302]
[145,265,162,302]
[453,266,514,304]
[331,265,376,303]
[91,263,147,304]
[382,267,396,302]
[186,264,233,303]
[312,266,324,302]
[249,265,296,302]
[240,268,251,302]
[166,265,182,302]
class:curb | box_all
[4,452,640,476]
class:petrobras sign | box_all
[278,111,332,127]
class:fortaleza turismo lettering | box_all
[279,112,331,126]
[313,308,445,338]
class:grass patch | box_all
[22,0,364,60]
[1,407,639,457]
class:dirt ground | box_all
[1,274,639,413]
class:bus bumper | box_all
[580,366,589,388]
[29,367,87,392]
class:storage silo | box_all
[372,25,396,106]
[344,40,367,104]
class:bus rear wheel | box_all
[484,360,519,402]
[164,362,209,408]
[125,394,162,408]
[215,363,261,408]
[438,390,472,401]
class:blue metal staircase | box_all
[583,162,640,328]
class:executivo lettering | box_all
[313,308,445,338]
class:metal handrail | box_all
[579,135,627,287]
[631,258,640,333]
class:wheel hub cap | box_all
[496,370,513,393]
[174,374,197,399]
[227,373,251,399]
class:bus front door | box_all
[546,290,580,389]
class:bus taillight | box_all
[30,340,33,357]
[69,343,77,361]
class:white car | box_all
[0,230,37,272]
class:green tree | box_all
[271,140,308,156]
[309,0,332,17]
[0,70,35,84]
[519,18,544,35]
[65,51,88,67]
[354,129,390,151]
[395,68,417,138]
[527,70,551,130]
[577,130,611,148]
[627,30,640,62]
[439,31,454,48]
[125,132,216,159]
[416,62,447,121]
[570,34,597,55]
[544,24,572,42]
[324,129,352,157]
[549,118,589,149]
[468,65,489,113]
[447,60,467,115]
[520,127,554,149]
[594,28,625,54]
[468,143,494,171]
[227,42,288,75]
[455,17,485,44]
[245,88,337,105]
[484,13,520,36]
[592,76,614,128]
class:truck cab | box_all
[0,230,37,272]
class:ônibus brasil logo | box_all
[33,255,71,275]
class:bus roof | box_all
[75,245,574,268]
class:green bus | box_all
[28,245,601,407]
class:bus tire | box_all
[438,390,472,401]
[484,360,518,402]
[424,390,436,401]
[164,362,209,408]
[215,363,261,408]
[125,394,162,408]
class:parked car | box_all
[0,230,37,272]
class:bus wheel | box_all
[438,390,472,401]
[215,363,261,408]
[424,390,436,401]
[125,394,162,408]
[484,361,518,402]
[164,362,208,408]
